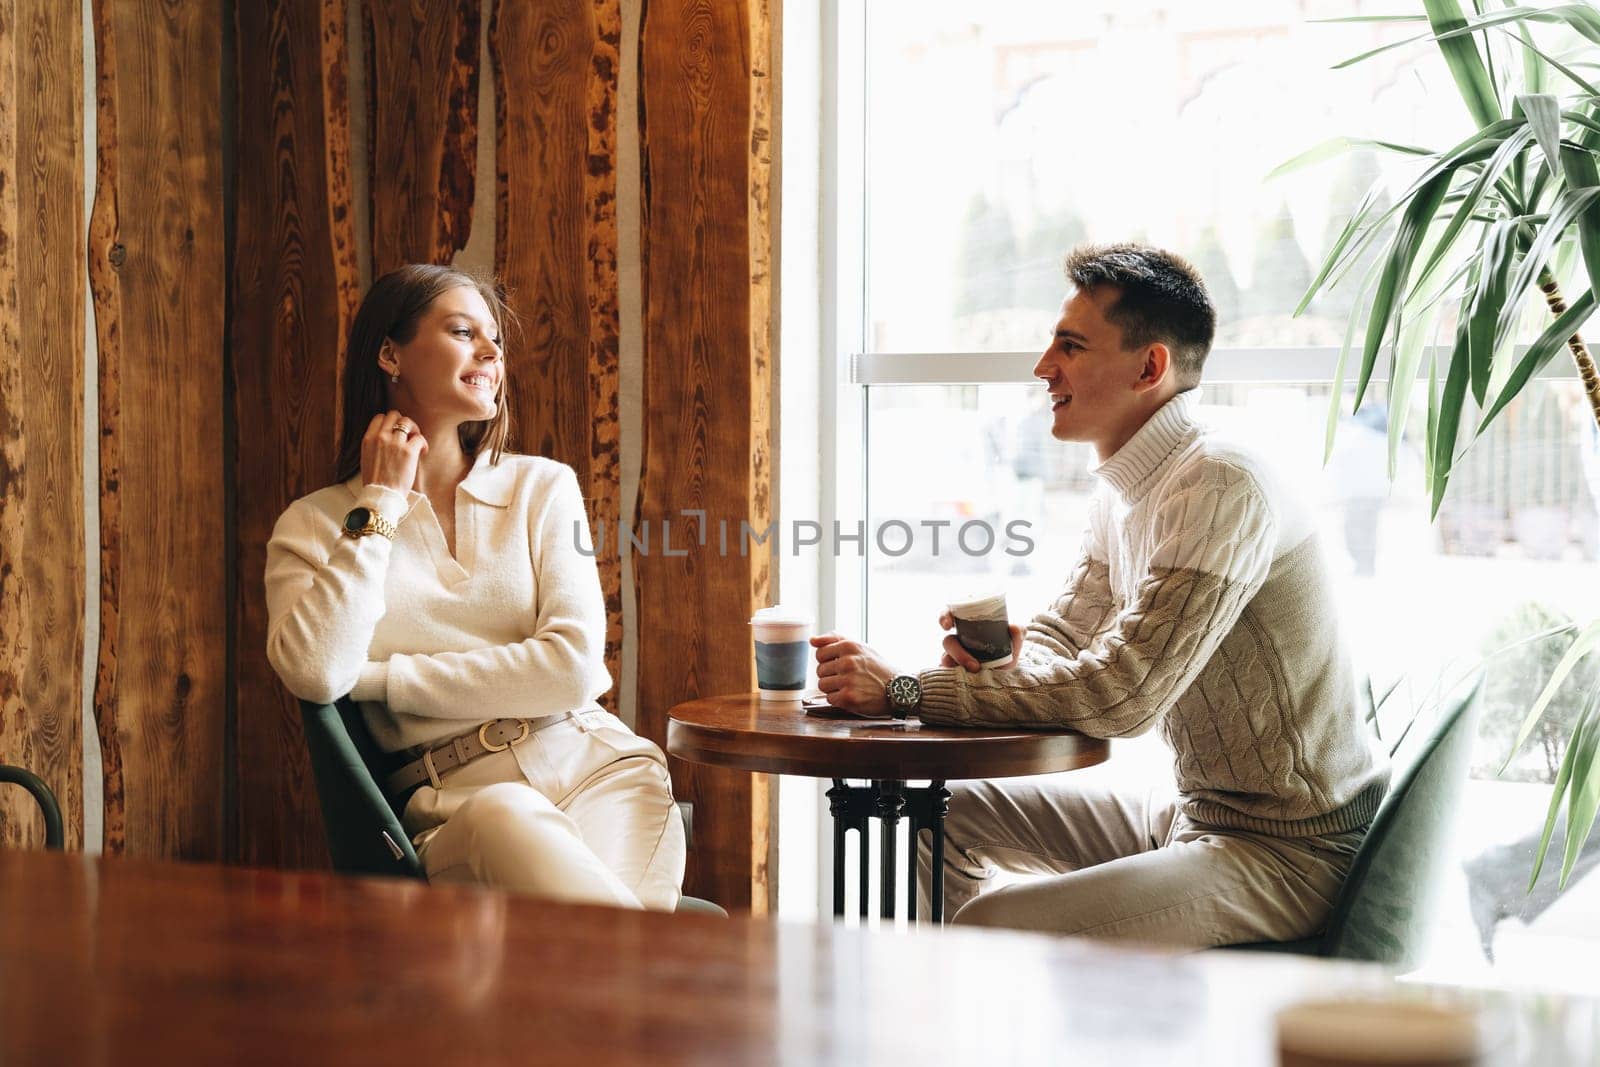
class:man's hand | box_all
[811,632,897,717]
[937,611,1026,672]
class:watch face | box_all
[887,675,919,709]
[344,507,372,534]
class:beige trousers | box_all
[402,709,685,911]
[917,773,1364,948]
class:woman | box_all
[265,264,684,910]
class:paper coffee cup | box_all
[948,592,1012,668]
[1276,998,1484,1067]
[751,606,812,702]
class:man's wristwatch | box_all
[885,674,921,720]
[341,506,397,541]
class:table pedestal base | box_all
[827,779,950,923]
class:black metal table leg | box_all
[928,782,949,924]
[906,813,919,921]
[901,781,951,924]
[858,809,870,921]
[828,779,849,918]
[875,781,904,920]
[827,778,947,924]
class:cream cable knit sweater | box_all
[265,451,610,753]
[918,391,1389,837]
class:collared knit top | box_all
[918,391,1389,837]
[264,451,610,753]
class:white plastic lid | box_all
[948,592,1008,617]
[750,605,812,626]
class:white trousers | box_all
[917,773,1364,948]
[402,709,686,911]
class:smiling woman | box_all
[330,269,509,559]
[261,264,688,911]
[332,264,512,491]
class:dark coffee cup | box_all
[949,593,1012,668]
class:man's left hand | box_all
[811,632,897,717]
[937,611,1026,671]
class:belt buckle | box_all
[478,720,530,753]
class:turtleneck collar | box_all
[1092,389,1202,503]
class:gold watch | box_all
[341,506,397,541]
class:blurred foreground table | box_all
[0,849,1595,1064]
[668,693,1107,922]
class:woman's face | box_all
[382,285,503,424]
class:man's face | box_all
[1032,286,1155,459]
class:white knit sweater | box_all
[264,451,610,753]
[918,391,1389,837]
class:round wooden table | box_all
[667,693,1109,923]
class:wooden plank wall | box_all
[637,0,777,911]
[490,0,625,713]
[0,0,85,850]
[231,0,361,869]
[362,0,627,708]
[89,0,226,859]
[0,0,776,896]
[363,0,480,274]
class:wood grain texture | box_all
[364,0,480,273]
[10,849,1569,1066]
[322,0,362,356]
[747,0,776,907]
[490,0,625,712]
[89,0,225,860]
[86,0,124,852]
[666,696,1110,782]
[636,0,776,911]
[231,0,360,869]
[585,0,624,714]
[0,0,85,850]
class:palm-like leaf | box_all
[1297,0,1600,890]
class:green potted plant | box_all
[1291,0,1600,888]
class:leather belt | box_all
[387,713,575,794]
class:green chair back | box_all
[299,698,726,916]
[0,765,64,850]
[299,698,424,880]
[1226,678,1482,966]
[1318,677,1482,965]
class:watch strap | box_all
[364,513,398,540]
[342,507,398,541]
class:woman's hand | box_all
[361,410,428,492]
[937,610,1025,672]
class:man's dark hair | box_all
[1063,243,1216,386]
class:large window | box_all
[831,0,1600,987]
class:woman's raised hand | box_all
[361,411,427,492]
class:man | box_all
[812,244,1388,947]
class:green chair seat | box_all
[299,698,724,916]
[1221,678,1482,966]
